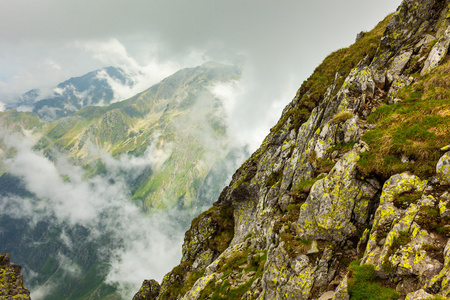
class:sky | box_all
[0,1,405,299]
[0,0,403,149]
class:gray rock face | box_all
[437,151,450,185]
[134,0,450,299]
[297,149,378,242]
[133,279,161,300]
[0,254,31,300]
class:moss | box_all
[348,260,399,300]
[417,205,450,236]
[422,244,445,263]
[266,170,283,187]
[198,249,267,300]
[392,191,423,209]
[295,14,393,115]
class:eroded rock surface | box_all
[135,0,450,299]
[0,254,31,300]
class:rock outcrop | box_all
[0,254,31,300]
[135,0,450,299]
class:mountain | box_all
[9,66,134,122]
[0,62,246,299]
[134,0,450,299]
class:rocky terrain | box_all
[134,0,450,299]
[0,254,30,300]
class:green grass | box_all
[348,260,399,300]
[269,14,392,137]
[332,111,354,124]
[198,249,267,300]
[297,14,393,111]
[392,191,423,209]
[358,62,450,179]
[416,205,450,236]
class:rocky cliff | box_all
[0,254,31,300]
[134,0,450,299]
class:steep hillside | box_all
[135,0,450,299]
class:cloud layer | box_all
[0,1,402,148]
[0,131,186,299]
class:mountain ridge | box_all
[134,0,450,299]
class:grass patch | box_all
[348,260,399,300]
[422,243,445,263]
[291,176,323,202]
[332,111,354,123]
[198,249,267,300]
[359,60,450,179]
[280,230,312,258]
[358,89,449,179]
[416,205,450,237]
[316,157,335,174]
[295,14,392,114]
[328,142,356,155]
[382,230,411,273]
[392,191,423,209]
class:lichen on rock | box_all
[0,254,31,300]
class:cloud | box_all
[0,130,186,298]
[0,1,402,145]
[76,39,182,102]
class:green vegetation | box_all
[382,230,411,273]
[422,243,444,262]
[198,249,267,300]
[392,191,423,209]
[416,205,450,236]
[291,175,324,202]
[266,170,283,187]
[329,142,356,155]
[332,111,354,124]
[348,260,399,300]
[298,14,393,110]
[281,231,312,258]
[358,62,450,179]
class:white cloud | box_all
[0,130,187,298]
[76,39,182,102]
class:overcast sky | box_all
[0,0,403,146]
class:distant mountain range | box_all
[8,66,135,122]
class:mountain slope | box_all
[0,62,246,299]
[135,1,450,299]
[34,61,243,210]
